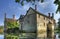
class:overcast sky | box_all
[0,0,60,26]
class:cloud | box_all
[38,2,48,8]
[38,0,57,13]
[54,13,60,22]
[23,3,31,10]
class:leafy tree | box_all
[58,18,60,28]
[54,0,60,13]
[15,0,60,13]
[15,0,44,6]
[56,18,60,33]
[6,21,19,29]
[6,21,20,34]
[0,26,4,29]
[0,26,4,34]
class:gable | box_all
[26,7,35,15]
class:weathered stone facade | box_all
[19,7,55,38]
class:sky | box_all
[0,0,60,26]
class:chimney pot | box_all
[4,13,6,19]
[35,5,37,10]
[48,13,50,17]
[13,14,15,19]
[52,13,54,18]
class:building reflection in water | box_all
[37,32,55,39]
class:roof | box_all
[29,7,54,19]
[5,18,17,22]
[27,7,55,20]
[19,7,55,21]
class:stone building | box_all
[4,13,19,39]
[19,7,55,38]
[4,13,16,32]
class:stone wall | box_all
[22,13,37,32]
[36,13,55,38]
[36,14,47,37]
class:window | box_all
[27,20,29,23]
[38,14,40,18]
[27,15,30,23]
[44,17,45,20]
[27,15,29,18]
[45,18,48,21]
[44,23,45,26]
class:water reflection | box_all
[37,32,54,39]
[55,33,60,39]
[0,35,4,39]
[1,33,60,39]
[37,33,60,39]
[0,32,60,39]
[19,32,55,39]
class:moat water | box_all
[0,35,4,39]
[0,33,60,39]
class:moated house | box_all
[4,7,56,39]
[19,7,55,38]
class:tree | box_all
[57,18,60,33]
[54,0,60,13]
[15,0,44,6]
[15,0,60,13]
[0,26,4,34]
[58,18,60,28]
[6,21,19,29]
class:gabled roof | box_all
[26,7,54,20]
[19,7,55,20]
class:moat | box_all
[1,32,60,39]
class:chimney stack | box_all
[52,13,54,18]
[13,14,15,20]
[4,13,6,19]
[48,13,50,17]
[35,5,37,10]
